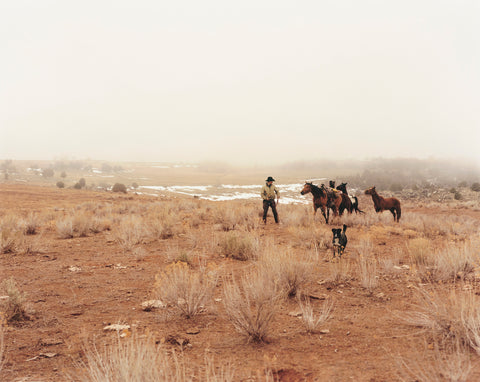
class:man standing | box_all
[261,176,280,224]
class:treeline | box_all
[279,158,480,191]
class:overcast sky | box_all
[1,1,479,165]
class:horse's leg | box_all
[321,206,328,224]
[390,208,396,221]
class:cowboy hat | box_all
[266,176,275,182]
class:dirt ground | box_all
[1,183,480,382]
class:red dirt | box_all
[1,184,480,381]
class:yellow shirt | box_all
[261,183,279,200]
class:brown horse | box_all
[326,188,343,218]
[364,186,401,222]
[337,183,364,214]
[301,182,330,223]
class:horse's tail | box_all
[353,197,365,214]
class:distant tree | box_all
[78,178,86,188]
[112,183,127,193]
[454,191,462,200]
[390,183,403,192]
[471,182,480,192]
[56,181,65,189]
[458,181,468,188]
[73,182,82,190]
[131,182,139,190]
[60,171,67,178]
[42,168,54,178]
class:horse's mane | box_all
[306,182,326,196]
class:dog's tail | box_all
[342,224,347,233]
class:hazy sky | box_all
[1,1,479,165]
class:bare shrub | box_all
[258,246,313,298]
[0,278,28,323]
[154,262,216,318]
[356,238,378,292]
[219,231,259,261]
[114,216,145,252]
[223,269,284,342]
[297,297,333,333]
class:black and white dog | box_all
[332,224,348,258]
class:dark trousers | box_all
[263,199,279,223]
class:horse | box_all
[326,187,343,218]
[300,182,330,223]
[364,186,401,222]
[337,183,364,214]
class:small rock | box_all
[103,324,130,332]
[308,293,327,300]
[214,298,222,302]
[376,292,385,299]
[68,266,81,272]
[319,329,330,334]
[141,300,167,311]
[288,311,303,317]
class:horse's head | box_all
[300,182,312,195]
[365,186,376,195]
[337,183,347,193]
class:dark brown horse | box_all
[365,186,401,222]
[337,183,364,214]
[301,182,330,223]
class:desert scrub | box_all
[0,277,28,323]
[258,247,313,297]
[326,257,354,285]
[223,269,284,343]
[114,216,145,252]
[297,297,333,333]
[154,262,216,318]
[218,231,259,261]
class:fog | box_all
[1,1,479,165]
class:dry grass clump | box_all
[0,277,28,323]
[20,212,42,235]
[73,335,235,382]
[0,216,23,254]
[356,238,378,292]
[287,225,329,251]
[154,262,216,318]
[396,339,473,382]
[430,241,479,282]
[113,216,146,252]
[280,205,313,228]
[407,237,433,266]
[258,247,313,298]
[399,287,480,355]
[72,335,188,382]
[326,258,354,285]
[405,213,479,239]
[297,297,334,333]
[218,231,259,261]
[223,269,284,343]
[56,217,75,239]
